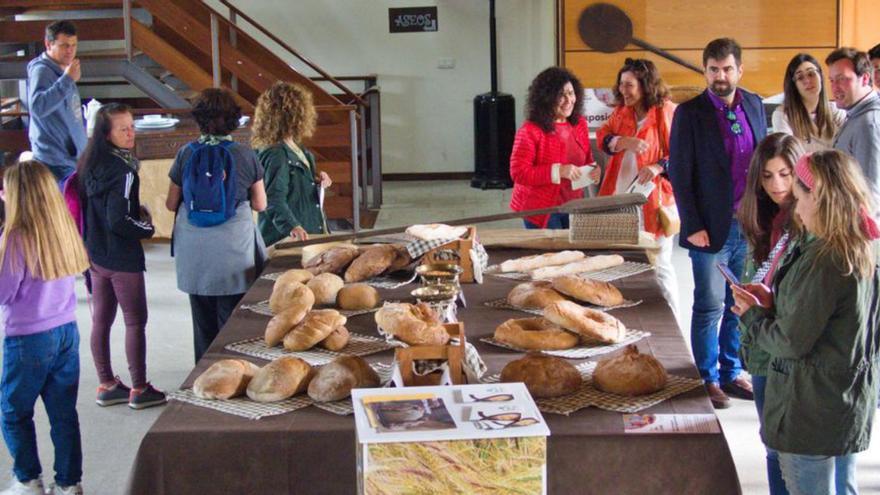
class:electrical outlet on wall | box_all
[437,58,456,69]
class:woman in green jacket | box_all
[252,81,330,246]
[732,150,880,495]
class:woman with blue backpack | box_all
[77,103,165,410]
[165,89,267,363]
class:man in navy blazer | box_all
[669,38,766,409]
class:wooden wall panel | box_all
[838,0,880,49]
[563,0,838,52]
[565,48,836,97]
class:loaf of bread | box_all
[246,356,313,402]
[193,359,261,400]
[276,269,314,285]
[386,244,413,273]
[319,325,350,351]
[530,254,625,280]
[301,241,357,267]
[283,309,347,351]
[344,245,398,282]
[303,245,360,275]
[307,273,345,306]
[500,353,582,398]
[499,250,585,273]
[494,317,579,350]
[374,303,450,345]
[264,303,311,346]
[593,345,668,396]
[337,283,381,310]
[307,356,380,402]
[269,279,315,315]
[544,300,627,344]
[551,275,625,307]
[405,224,468,241]
[506,281,566,310]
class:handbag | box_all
[655,107,680,237]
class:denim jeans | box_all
[753,375,789,495]
[778,451,858,495]
[523,213,569,229]
[1,321,82,486]
[688,220,747,384]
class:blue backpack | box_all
[181,140,237,227]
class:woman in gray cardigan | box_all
[732,150,880,495]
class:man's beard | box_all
[710,82,734,97]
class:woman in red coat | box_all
[509,67,595,229]
[593,58,679,317]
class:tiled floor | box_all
[0,180,876,494]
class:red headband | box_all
[795,152,880,240]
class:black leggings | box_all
[188,294,243,363]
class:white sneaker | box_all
[52,484,82,495]
[0,478,44,495]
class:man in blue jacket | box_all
[27,20,86,181]
[668,38,766,409]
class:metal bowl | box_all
[411,284,458,303]
[416,263,463,286]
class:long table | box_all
[126,247,740,494]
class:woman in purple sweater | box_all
[0,160,90,494]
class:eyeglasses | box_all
[726,110,743,135]
[793,69,820,83]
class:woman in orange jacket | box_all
[594,58,679,318]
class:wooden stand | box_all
[394,322,466,386]
[422,226,477,283]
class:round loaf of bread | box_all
[593,345,668,396]
[494,317,578,350]
[269,279,315,315]
[507,281,566,310]
[276,269,314,285]
[193,359,261,400]
[544,300,626,344]
[307,356,380,403]
[374,302,450,345]
[551,275,625,307]
[500,353,582,398]
[319,325,350,351]
[307,273,345,306]
[246,356,313,402]
[337,283,381,310]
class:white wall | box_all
[221,0,555,174]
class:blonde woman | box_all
[732,150,880,494]
[252,81,330,245]
[771,53,845,152]
[0,161,89,494]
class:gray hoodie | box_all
[834,91,880,199]
[26,53,86,180]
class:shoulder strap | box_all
[656,105,670,158]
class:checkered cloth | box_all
[487,261,654,282]
[240,299,389,319]
[167,389,312,420]
[480,329,651,359]
[483,297,642,316]
[311,363,394,416]
[225,334,394,365]
[482,361,703,415]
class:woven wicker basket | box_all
[569,205,641,244]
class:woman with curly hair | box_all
[594,58,679,316]
[164,88,267,362]
[509,67,594,229]
[252,81,330,244]
[771,53,844,152]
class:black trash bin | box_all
[471,92,514,190]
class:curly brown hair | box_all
[251,82,317,148]
[611,58,669,111]
[191,88,241,136]
[526,67,584,133]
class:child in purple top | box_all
[0,160,90,495]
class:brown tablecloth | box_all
[125,248,741,495]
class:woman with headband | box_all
[732,150,880,494]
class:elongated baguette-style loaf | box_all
[530,254,624,280]
[499,250,585,273]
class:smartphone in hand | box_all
[716,263,741,287]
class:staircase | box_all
[0,0,381,230]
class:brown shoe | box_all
[721,375,754,401]
[705,383,731,409]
